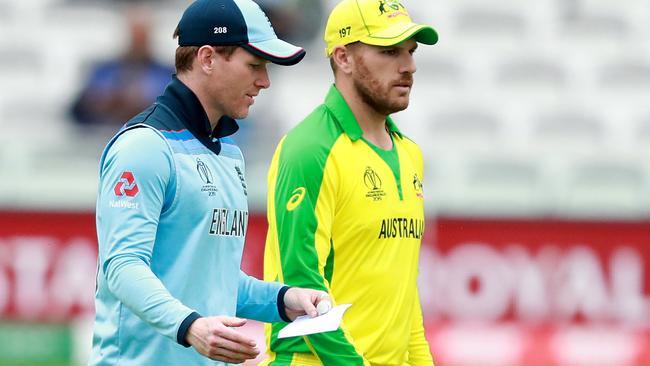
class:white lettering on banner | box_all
[445,244,512,321]
[611,248,646,324]
[506,245,550,322]
[13,237,53,319]
[0,241,8,313]
[0,236,97,320]
[419,243,650,327]
[48,239,97,319]
[554,247,610,321]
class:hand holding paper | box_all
[316,299,332,315]
[278,304,352,339]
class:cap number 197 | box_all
[339,26,351,38]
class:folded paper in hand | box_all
[278,304,352,339]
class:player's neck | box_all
[359,115,392,150]
[178,72,223,130]
[337,81,392,150]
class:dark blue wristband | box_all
[277,286,292,322]
[177,311,202,347]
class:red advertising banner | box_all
[423,218,650,366]
[0,211,267,322]
[0,211,97,321]
[1,211,650,365]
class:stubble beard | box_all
[353,57,411,117]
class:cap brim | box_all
[241,38,306,66]
[361,23,439,47]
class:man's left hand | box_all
[283,288,330,321]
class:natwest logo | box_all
[114,171,139,197]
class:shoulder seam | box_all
[118,124,180,216]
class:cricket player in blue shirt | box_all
[89,1,328,365]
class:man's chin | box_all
[230,110,250,120]
[387,100,409,114]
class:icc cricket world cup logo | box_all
[364,166,386,201]
[364,166,382,190]
[197,158,213,184]
[197,158,218,196]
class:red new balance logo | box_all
[114,171,139,197]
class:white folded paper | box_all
[278,304,352,339]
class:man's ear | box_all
[196,45,217,74]
[331,45,355,75]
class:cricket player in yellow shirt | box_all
[262,0,438,364]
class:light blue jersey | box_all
[90,76,288,365]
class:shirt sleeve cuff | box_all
[177,311,202,347]
[277,286,292,322]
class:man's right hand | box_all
[186,316,260,364]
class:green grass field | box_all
[0,322,73,366]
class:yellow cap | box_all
[324,0,438,56]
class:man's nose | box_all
[400,54,417,74]
[256,68,271,89]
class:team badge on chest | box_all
[413,173,424,199]
[234,166,248,196]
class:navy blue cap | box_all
[177,0,306,66]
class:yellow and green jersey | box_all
[262,85,433,366]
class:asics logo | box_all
[286,187,306,211]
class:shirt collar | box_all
[323,84,403,141]
[157,75,239,140]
